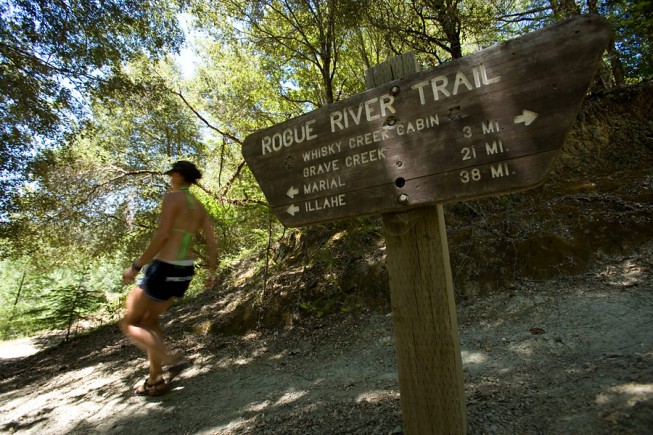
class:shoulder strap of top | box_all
[180,187,195,209]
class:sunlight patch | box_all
[269,351,286,360]
[243,332,261,341]
[244,400,271,412]
[597,258,648,288]
[0,338,38,359]
[275,389,308,406]
[356,389,399,404]
[209,417,257,433]
[215,356,254,369]
[461,350,487,364]
[596,382,653,406]
[234,269,256,287]
[0,364,137,434]
[509,342,534,357]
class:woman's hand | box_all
[122,266,138,284]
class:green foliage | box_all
[2,56,210,267]
[1,0,651,337]
[604,0,653,80]
[42,269,107,341]
[0,259,44,339]
[191,0,371,107]
[368,0,465,62]
[0,0,184,212]
[494,1,652,83]
[0,253,126,339]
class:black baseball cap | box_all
[164,160,202,183]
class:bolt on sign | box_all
[242,15,611,227]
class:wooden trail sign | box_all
[242,15,611,227]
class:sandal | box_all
[167,359,191,381]
[134,378,170,396]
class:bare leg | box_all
[120,286,175,383]
[142,312,172,381]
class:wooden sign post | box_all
[369,53,467,434]
[242,15,612,434]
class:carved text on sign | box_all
[242,15,612,227]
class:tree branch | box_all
[170,88,243,145]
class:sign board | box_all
[242,15,611,227]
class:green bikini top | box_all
[172,187,195,260]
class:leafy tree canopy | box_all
[0,0,184,210]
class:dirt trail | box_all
[1,249,651,435]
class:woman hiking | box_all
[121,161,218,396]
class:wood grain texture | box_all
[383,205,467,434]
[243,14,611,227]
[378,54,467,434]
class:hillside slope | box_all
[212,79,653,333]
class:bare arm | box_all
[122,194,176,283]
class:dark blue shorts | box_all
[140,259,195,302]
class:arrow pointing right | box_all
[514,109,538,126]
[287,204,300,216]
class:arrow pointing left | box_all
[286,186,299,198]
[287,204,300,216]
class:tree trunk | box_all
[4,272,27,338]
